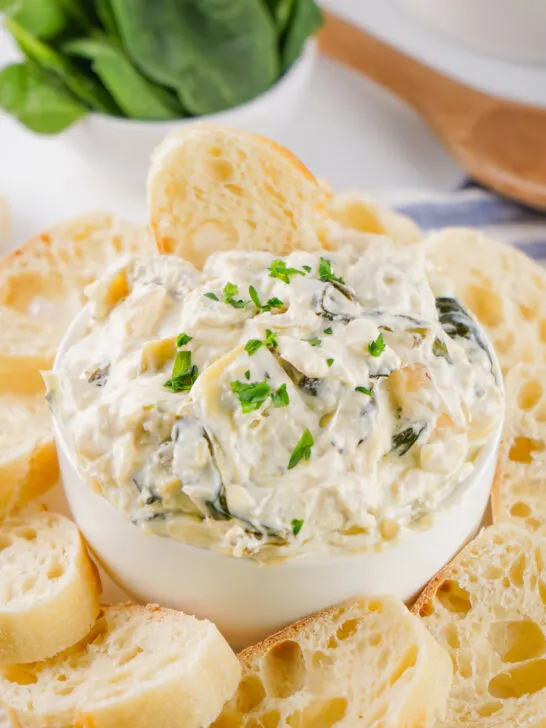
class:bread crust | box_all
[0,511,102,664]
[148,124,331,267]
[216,595,452,728]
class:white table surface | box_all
[1,0,546,248]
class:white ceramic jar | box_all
[402,0,546,64]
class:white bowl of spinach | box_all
[0,0,322,176]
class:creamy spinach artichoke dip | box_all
[48,237,503,562]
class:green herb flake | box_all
[302,265,312,273]
[271,383,289,408]
[223,281,246,308]
[164,350,199,392]
[204,291,219,301]
[432,337,450,361]
[319,257,345,284]
[176,333,192,347]
[368,333,386,358]
[304,337,321,347]
[324,327,333,335]
[291,518,304,536]
[265,297,284,311]
[265,329,278,350]
[249,285,284,312]
[248,285,261,308]
[355,386,372,396]
[244,369,251,380]
[231,379,271,413]
[326,358,334,367]
[288,428,314,470]
[245,339,264,356]
[269,259,305,284]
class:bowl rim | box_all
[52,292,505,569]
[76,39,318,132]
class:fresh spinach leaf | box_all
[65,36,182,119]
[0,62,87,133]
[281,0,323,70]
[95,0,120,39]
[264,0,295,32]
[3,0,69,39]
[5,17,120,113]
[109,0,279,114]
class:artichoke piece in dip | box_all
[48,240,503,562]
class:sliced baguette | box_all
[413,523,546,726]
[424,228,546,374]
[0,212,153,394]
[148,124,330,268]
[213,595,452,728]
[0,393,59,518]
[0,509,101,665]
[0,604,241,728]
[323,191,422,246]
[491,363,546,536]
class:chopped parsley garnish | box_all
[164,350,199,392]
[288,428,314,470]
[324,327,333,335]
[204,291,219,301]
[223,282,246,308]
[269,259,305,284]
[231,380,271,413]
[368,333,386,358]
[306,337,321,347]
[355,386,373,396]
[245,339,263,356]
[302,265,312,273]
[245,329,278,357]
[319,257,345,284]
[248,285,284,312]
[327,358,334,367]
[244,369,251,380]
[264,329,278,349]
[271,383,289,408]
[291,518,304,536]
[176,333,192,347]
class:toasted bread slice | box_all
[213,595,452,728]
[491,363,546,536]
[0,393,59,518]
[148,124,330,268]
[424,228,546,375]
[323,191,422,247]
[0,509,101,665]
[0,604,241,728]
[0,212,153,394]
[413,523,546,726]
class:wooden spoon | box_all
[319,11,546,210]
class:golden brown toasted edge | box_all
[236,597,362,664]
[411,530,484,619]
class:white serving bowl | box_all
[402,0,546,64]
[53,306,503,648]
[62,41,317,182]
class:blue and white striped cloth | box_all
[387,188,546,264]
